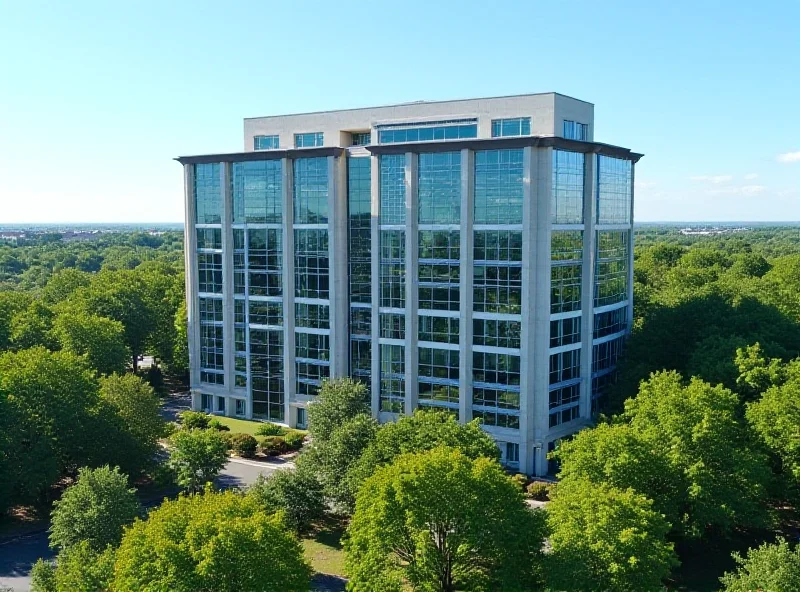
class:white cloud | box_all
[707,185,766,196]
[690,175,733,184]
[744,173,758,180]
[777,151,800,163]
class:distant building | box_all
[177,93,642,475]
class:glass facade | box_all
[294,132,323,148]
[474,149,524,224]
[491,117,531,137]
[348,157,372,388]
[418,152,461,224]
[597,156,633,224]
[563,120,588,141]
[351,132,371,146]
[595,231,629,307]
[233,160,282,223]
[380,154,406,225]
[378,120,477,144]
[254,135,279,150]
[552,150,584,224]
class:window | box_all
[491,117,531,137]
[418,383,459,409]
[474,149,524,224]
[296,332,330,362]
[549,349,581,386]
[380,344,405,413]
[380,154,406,225]
[380,312,405,340]
[235,399,246,416]
[296,407,307,429]
[474,265,522,314]
[552,150,584,224]
[550,404,580,427]
[294,229,329,299]
[254,135,279,150]
[419,347,459,382]
[201,394,213,412]
[351,132,371,146]
[419,315,459,344]
[250,328,284,421]
[380,230,405,309]
[233,160,282,223]
[297,361,330,396]
[198,253,223,294]
[199,297,223,323]
[594,307,628,339]
[474,230,522,262]
[419,230,460,311]
[473,352,520,387]
[550,382,582,428]
[550,316,581,348]
[505,443,520,467]
[248,229,282,297]
[593,336,625,375]
[194,163,221,224]
[196,228,222,250]
[249,300,282,327]
[294,157,328,224]
[473,387,520,429]
[473,318,521,349]
[350,307,371,337]
[295,302,330,329]
[217,396,226,413]
[350,339,371,376]
[595,231,629,307]
[418,152,461,224]
[294,132,324,148]
[551,230,583,262]
[378,119,477,144]
[348,158,371,304]
[597,156,632,224]
[551,263,581,314]
[199,324,224,385]
[563,120,588,141]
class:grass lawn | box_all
[302,519,346,577]
[211,415,268,436]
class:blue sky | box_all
[1,0,798,223]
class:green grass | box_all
[302,520,346,577]
[211,416,268,436]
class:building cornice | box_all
[175,146,345,165]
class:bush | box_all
[256,422,285,437]
[511,473,528,492]
[260,435,289,456]
[218,431,233,449]
[229,433,257,458]
[526,481,550,501]
[180,411,210,430]
[207,418,230,432]
[284,430,306,450]
[248,468,324,533]
[30,559,56,592]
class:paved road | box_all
[0,457,285,592]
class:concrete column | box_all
[183,165,200,397]
[328,154,350,378]
[580,152,598,419]
[519,146,536,475]
[221,162,235,398]
[458,149,474,424]
[627,162,635,331]
[404,152,419,416]
[282,158,296,420]
[370,155,381,418]
[531,147,554,476]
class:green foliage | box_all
[747,371,800,481]
[719,538,800,591]
[307,378,369,442]
[297,413,378,510]
[283,430,305,450]
[207,418,230,431]
[248,467,324,533]
[10,301,56,350]
[179,410,210,430]
[344,409,500,512]
[30,559,56,592]
[53,541,115,592]
[168,429,228,492]
[50,465,141,551]
[41,269,92,304]
[229,433,257,458]
[259,435,289,456]
[255,422,285,436]
[546,478,678,592]
[623,371,773,537]
[345,447,546,592]
[51,311,129,375]
[114,489,311,592]
[526,481,550,501]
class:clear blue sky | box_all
[1,0,798,223]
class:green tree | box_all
[113,489,311,592]
[747,376,800,481]
[248,466,324,533]
[344,447,545,592]
[41,269,92,305]
[49,465,141,551]
[720,538,800,591]
[172,299,189,375]
[623,371,773,537]
[30,559,56,592]
[307,378,370,442]
[10,301,56,350]
[53,541,115,592]
[99,373,166,470]
[168,429,228,492]
[51,312,129,375]
[546,478,678,592]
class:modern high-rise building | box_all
[177,93,641,475]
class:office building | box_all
[177,93,642,475]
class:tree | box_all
[720,538,800,591]
[344,409,500,511]
[49,465,141,551]
[114,489,311,592]
[99,373,166,470]
[747,376,800,481]
[52,541,115,592]
[51,311,129,375]
[553,422,682,530]
[307,378,370,442]
[248,466,324,533]
[41,269,92,305]
[168,429,228,492]
[296,413,378,509]
[30,559,56,592]
[622,371,773,537]
[172,299,189,376]
[10,301,56,350]
[546,478,678,592]
[344,447,545,592]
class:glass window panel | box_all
[473,318,521,349]
[253,135,279,150]
[549,349,581,385]
[348,157,372,304]
[419,315,459,344]
[594,231,629,307]
[418,152,461,224]
[194,163,221,224]
[474,149,524,224]
[233,160,282,223]
[380,154,406,225]
[550,316,582,348]
[294,229,329,299]
[380,230,405,308]
[552,150,584,224]
[597,156,633,224]
[294,132,324,148]
[295,302,330,329]
[294,157,328,224]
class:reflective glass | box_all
[294,229,329,299]
[597,156,632,224]
[419,315,459,344]
[194,163,221,224]
[491,117,531,137]
[348,158,371,304]
[473,318,521,349]
[594,231,629,307]
[233,160,282,223]
[294,157,329,224]
[294,132,324,148]
[248,229,282,297]
[474,149,524,224]
[552,150,584,224]
[418,152,461,224]
[254,135,279,150]
[380,154,406,225]
[380,230,405,308]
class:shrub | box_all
[207,418,230,432]
[248,468,324,534]
[30,559,56,592]
[284,430,306,450]
[260,435,289,456]
[229,433,257,458]
[256,422,285,437]
[180,411,210,430]
[511,473,528,492]
[218,431,233,449]
[526,481,550,501]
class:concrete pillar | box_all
[183,164,200,395]
[519,146,536,475]
[580,152,598,419]
[282,158,296,421]
[627,161,635,331]
[458,149,474,424]
[404,152,419,416]
[370,155,381,418]
[328,154,350,378]
[222,162,235,397]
